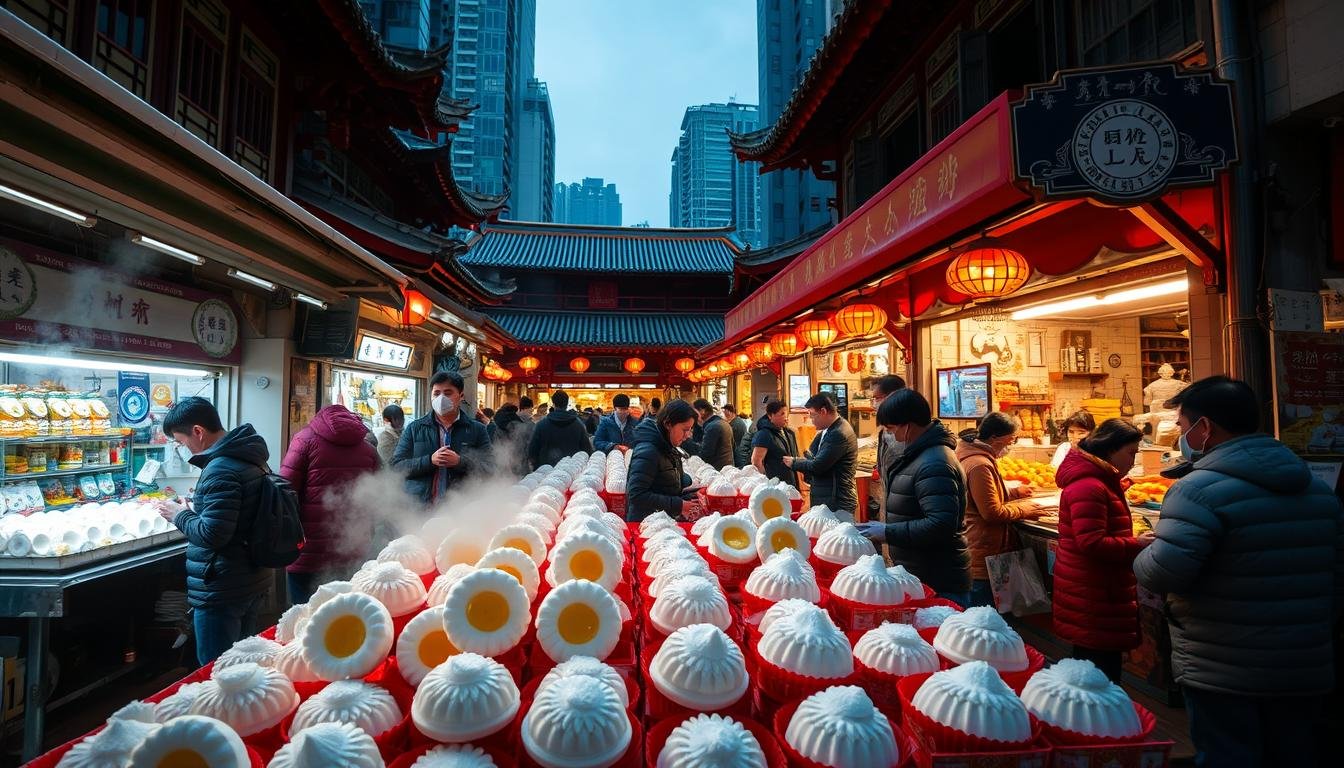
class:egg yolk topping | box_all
[569,549,605,582]
[158,749,209,768]
[504,538,533,556]
[466,590,511,632]
[722,527,752,550]
[761,497,786,519]
[771,530,798,553]
[418,629,458,668]
[495,564,525,585]
[557,602,601,645]
[324,615,367,658]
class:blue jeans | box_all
[1182,685,1323,767]
[970,579,994,608]
[193,593,264,666]
[936,590,971,609]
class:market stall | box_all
[23,452,1175,768]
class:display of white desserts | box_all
[0,500,175,558]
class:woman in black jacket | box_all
[626,399,699,522]
[750,400,799,486]
[858,389,972,606]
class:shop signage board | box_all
[0,239,241,364]
[1011,62,1238,204]
[354,332,413,370]
[117,371,151,426]
[295,300,359,358]
[1272,331,1344,458]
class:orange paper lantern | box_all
[746,342,774,364]
[833,302,888,337]
[673,357,696,373]
[796,316,838,349]
[707,362,721,375]
[732,352,751,370]
[518,355,540,374]
[623,357,646,375]
[496,368,512,381]
[945,240,1031,299]
[401,288,431,326]
[769,332,805,357]
[569,356,591,374]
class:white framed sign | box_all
[355,333,413,370]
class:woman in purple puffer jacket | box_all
[280,404,380,604]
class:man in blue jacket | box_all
[1134,376,1344,767]
[155,397,272,665]
[391,371,493,505]
[594,393,639,453]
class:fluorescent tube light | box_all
[0,351,211,377]
[1011,278,1188,320]
[129,233,205,265]
[0,183,96,227]
[227,268,276,291]
[293,293,328,309]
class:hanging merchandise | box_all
[831,352,843,373]
[847,352,866,374]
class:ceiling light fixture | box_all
[0,183,96,227]
[0,351,211,377]
[129,232,206,265]
[227,268,277,291]
[1011,278,1187,320]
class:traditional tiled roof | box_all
[486,310,724,350]
[460,221,744,274]
[386,128,510,223]
[735,224,830,270]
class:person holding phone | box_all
[626,399,700,522]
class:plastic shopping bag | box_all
[984,549,1051,616]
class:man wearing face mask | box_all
[594,393,638,453]
[391,371,493,505]
[1134,376,1343,768]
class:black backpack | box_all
[244,465,305,567]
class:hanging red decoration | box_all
[945,239,1031,299]
[707,362,721,376]
[673,357,696,373]
[746,342,774,364]
[833,302,889,337]
[797,317,838,349]
[732,352,751,371]
[569,356,591,374]
[847,352,866,373]
[769,332,805,357]
[401,288,431,326]
[518,356,540,374]
[832,352,843,373]
[623,357,646,375]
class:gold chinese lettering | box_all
[843,231,854,261]
[937,153,958,201]
[884,198,900,235]
[909,177,928,220]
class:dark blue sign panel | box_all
[118,371,151,427]
[1011,63,1238,204]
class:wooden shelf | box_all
[998,399,1053,407]
[1049,372,1109,382]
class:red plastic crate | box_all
[827,585,935,632]
[638,644,752,722]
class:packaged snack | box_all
[57,443,84,470]
[80,476,102,499]
[0,394,25,437]
[46,394,73,435]
[25,445,48,473]
[21,482,44,511]
[88,395,112,433]
[21,393,49,437]
[98,473,117,496]
[69,396,93,435]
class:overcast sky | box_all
[536,0,759,227]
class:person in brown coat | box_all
[956,412,1042,608]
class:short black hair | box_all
[650,397,662,409]
[804,392,837,412]
[498,403,518,414]
[872,374,907,396]
[1062,410,1096,433]
[977,411,1017,441]
[1165,375,1259,435]
[551,390,569,409]
[430,371,464,391]
[1080,418,1143,457]
[692,398,714,415]
[163,396,224,436]
[612,393,630,408]
[721,404,737,415]
[876,388,931,427]
[382,404,404,421]
[765,400,787,416]
[520,396,533,409]
[482,407,495,418]
[657,398,697,431]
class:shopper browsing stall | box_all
[375,404,404,466]
[692,399,735,470]
[1049,410,1096,469]
[527,390,594,470]
[594,393,639,453]
[391,371,493,505]
[784,392,858,515]
[750,400,800,487]
[626,398,700,521]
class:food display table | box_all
[1,536,186,761]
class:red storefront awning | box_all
[710,92,1224,355]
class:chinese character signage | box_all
[1273,331,1344,456]
[355,333,413,370]
[1011,63,1238,204]
[0,239,242,363]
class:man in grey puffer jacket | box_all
[1134,377,1344,768]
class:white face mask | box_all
[432,394,457,416]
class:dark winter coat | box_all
[280,406,381,573]
[1053,448,1143,651]
[750,415,799,487]
[697,414,735,470]
[737,418,758,469]
[528,408,594,470]
[882,421,970,594]
[728,416,749,466]
[627,417,693,521]
[594,413,638,452]
[175,424,273,607]
[391,412,493,504]
[795,417,858,515]
[1134,434,1344,695]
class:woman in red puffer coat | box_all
[280,404,381,605]
[1052,418,1154,683]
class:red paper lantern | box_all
[401,288,431,326]
[945,239,1031,299]
[707,362,721,376]
[674,357,696,373]
[732,352,751,371]
[797,317,838,349]
[623,357,646,375]
[746,342,774,364]
[769,332,804,357]
[569,356,591,374]
[833,302,888,337]
[518,356,540,374]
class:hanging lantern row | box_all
[623,357,646,375]
[945,238,1031,299]
[518,355,541,374]
[569,356,591,374]
[796,316,838,348]
[674,357,696,373]
[746,342,774,364]
[833,302,888,337]
[770,331,805,357]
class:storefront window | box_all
[331,367,419,432]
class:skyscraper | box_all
[553,178,622,227]
[758,0,834,244]
[670,102,762,247]
[361,0,433,50]
[514,79,555,221]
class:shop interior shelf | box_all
[2,433,130,445]
[998,399,1053,406]
[1049,372,1110,381]
[2,463,128,481]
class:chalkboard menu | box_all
[295,299,359,358]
